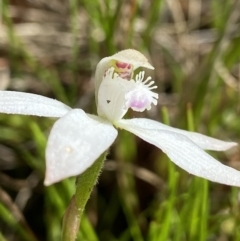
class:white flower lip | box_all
[125,71,158,112]
[0,49,239,187]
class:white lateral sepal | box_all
[118,118,237,151]
[117,119,240,186]
[44,109,118,185]
[0,91,71,117]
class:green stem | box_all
[62,151,107,241]
[62,196,80,241]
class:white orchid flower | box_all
[0,49,239,186]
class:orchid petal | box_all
[44,109,117,185]
[0,91,71,117]
[117,119,240,186]
[118,118,236,151]
[97,67,135,122]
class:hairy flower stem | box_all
[62,151,107,241]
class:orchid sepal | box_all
[44,109,117,185]
[116,118,240,186]
[0,90,71,117]
[117,118,237,151]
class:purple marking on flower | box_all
[125,88,152,112]
[116,61,132,69]
[114,61,133,80]
[121,71,159,112]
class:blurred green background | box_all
[0,0,240,240]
